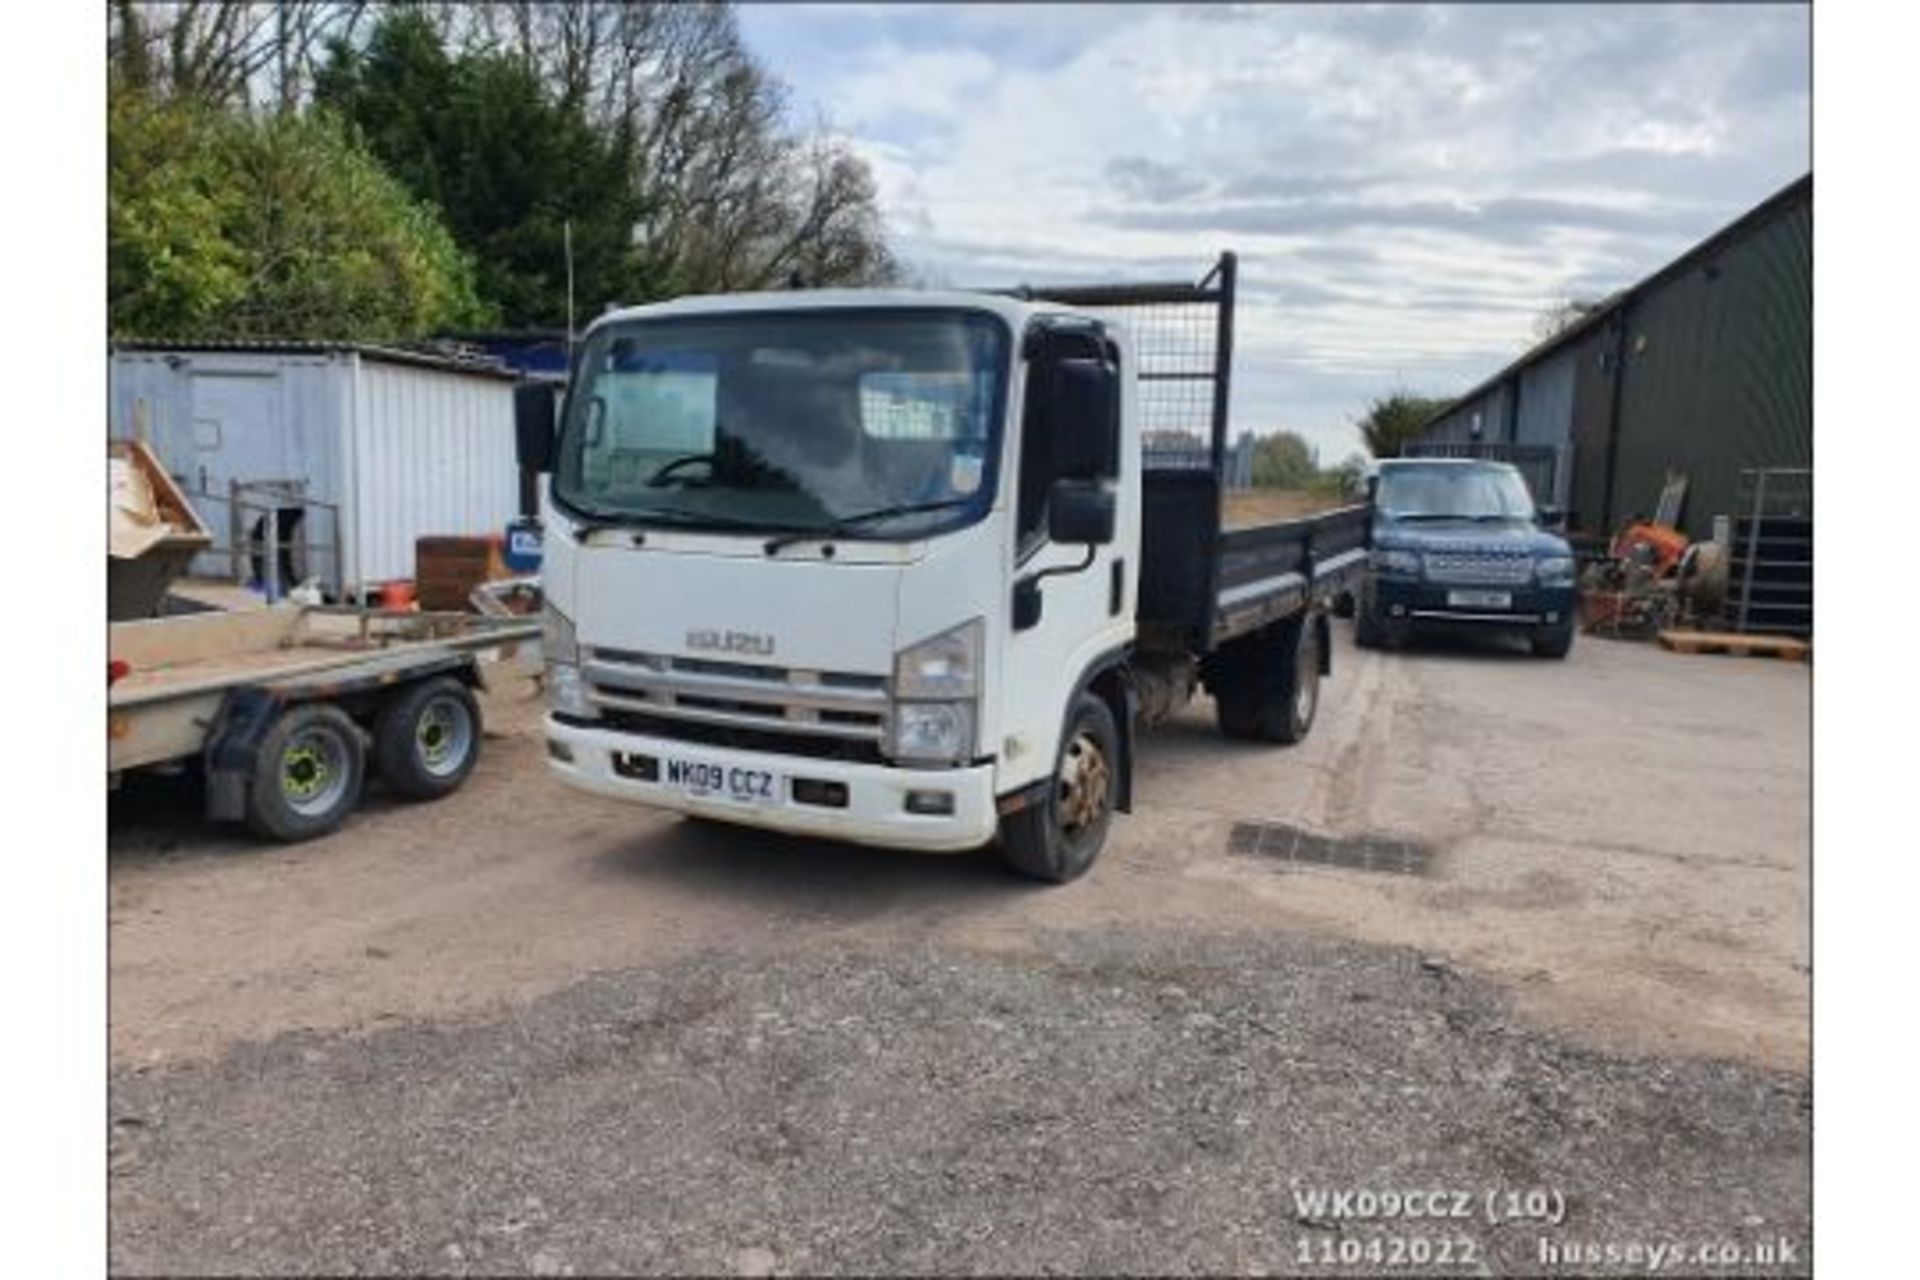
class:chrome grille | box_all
[1423,552,1535,586]
[582,648,889,742]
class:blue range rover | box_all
[1356,458,1578,658]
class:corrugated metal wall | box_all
[109,351,347,582]
[1513,346,1577,506]
[348,358,519,590]
[1609,197,1812,536]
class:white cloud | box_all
[745,3,1809,457]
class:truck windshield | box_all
[1377,464,1536,521]
[552,310,1009,539]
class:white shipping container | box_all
[109,342,523,599]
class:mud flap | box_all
[202,688,282,822]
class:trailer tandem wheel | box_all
[245,703,366,842]
[374,676,482,800]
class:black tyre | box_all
[1215,616,1321,744]
[999,692,1119,884]
[374,677,482,800]
[245,703,366,841]
[1531,618,1576,659]
[1353,599,1384,649]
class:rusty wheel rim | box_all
[1056,730,1111,837]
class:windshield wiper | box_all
[763,499,975,555]
[558,502,780,539]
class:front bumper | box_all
[543,716,1000,852]
[1368,577,1576,627]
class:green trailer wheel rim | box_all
[414,693,475,779]
[280,725,352,816]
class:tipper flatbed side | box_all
[110,605,538,840]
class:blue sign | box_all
[504,518,544,573]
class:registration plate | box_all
[1447,589,1512,609]
[663,757,779,805]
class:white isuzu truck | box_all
[519,253,1367,881]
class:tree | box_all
[1251,431,1319,489]
[1355,392,1452,459]
[316,5,897,327]
[1533,294,1612,343]
[316,8,649,327]
[109,88,487,339]
[108,1,372,111]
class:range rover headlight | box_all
[1371,548,1422,576]
[1535,555,1576,585]
[893,619,982,700]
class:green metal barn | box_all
[1413,174,1811,546]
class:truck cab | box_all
[520,265,1365,881]
[1355,457,1578,657]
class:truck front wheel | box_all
[999,692,1119,884]
[1215,616,1321,744]
[246,703,365,841]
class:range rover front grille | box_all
[1422,552,1535,586]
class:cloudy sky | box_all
[736,2,1810,459]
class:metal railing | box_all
[1002,252,1239,479]
[1727,467,1812,636]
[182,479,344,601]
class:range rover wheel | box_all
[999,692,1118,884]
[1531,618,1576,659]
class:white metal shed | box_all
[109,341,524,600]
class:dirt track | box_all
[108,625,1811,1274]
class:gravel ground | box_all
[109,929,1809,1277]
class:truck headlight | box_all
[548,662,596,718]
[893,619,982,699]
[889,622,981,764]
[1371,548,1421,576]
[542,603,579,665]
[1535,555,1576,585]
[891,702,975,765]
[542,605,596,719]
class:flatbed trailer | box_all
[110,605,538,840]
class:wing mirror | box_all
[1047,478,1116,545]
[1049,357,1121,480]
[515,382,559,473]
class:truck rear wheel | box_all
[999,692,1118,884]
[246,703,365,841]
[375,676,482,800]
[1215,616,1320,744]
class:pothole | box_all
[1227,821,1435,877]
